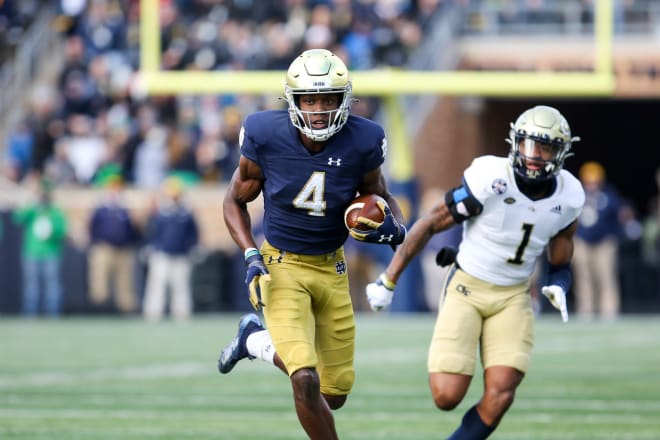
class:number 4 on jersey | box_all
[292,172,326,216]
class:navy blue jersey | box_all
[240,110,386,254]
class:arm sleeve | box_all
[444,180,483,223]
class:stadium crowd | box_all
[3,0,658,186]
[2,0,444,187]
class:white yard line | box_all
[0,362,208,389]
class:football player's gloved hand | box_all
[365,273,396,312]
[541,285,568,322]
[244,249,270,311]
[349,201,406,249]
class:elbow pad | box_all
[445,183,483,223]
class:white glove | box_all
[541,285,568,322]
[365,273,395,311]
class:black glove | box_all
[435,246,457,267]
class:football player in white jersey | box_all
[365,105,585,439]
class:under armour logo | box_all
[268,255,283,264]
[378,234,394,243]
[456,284,471,296]
[328,157,342,166]
[336,260,346,274]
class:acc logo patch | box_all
[504,197,516,204]
[491,178,507,195]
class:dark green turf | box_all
[1,314,659,439]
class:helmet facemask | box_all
[284,49,353,142]
[507,105,579,183]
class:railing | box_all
[459,0,660,36]
[0,7,60,162]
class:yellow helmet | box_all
[507,105,580,182]
[284,49,352,142]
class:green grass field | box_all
[1,314,659,439]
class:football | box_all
[344,194,387,231]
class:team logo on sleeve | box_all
[491,179,508,195]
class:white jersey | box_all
[456,156,585,286]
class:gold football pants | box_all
[260,240,356,396]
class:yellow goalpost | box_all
[138,0,615,97]
[137,0,615,181]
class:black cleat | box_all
[218,313,264,374]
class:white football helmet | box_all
[284,49,352,142]
[507,105,580,182]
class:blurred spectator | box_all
[4,120,34,182]
[641,167,660,298]
[12,180,68,317]
[133,125,169,189]
[61,69,106,120]
[75,0,127,59]
[617,198,645,310]
[572,161,623,320]
[58,35,88,91]
[142,176,200,322]
[87,174,140,314]
[117,101,157,184]
[60,114,108,184]
[196,105,242,182]
[0,0,41,62]
[43,138,79,186]
[24,84,66,180]
[167,125,198,176]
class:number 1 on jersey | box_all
[507,223,534,265]
[293,172,326,216]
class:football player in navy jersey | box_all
[217,49,406,440]
[366,105,585,439]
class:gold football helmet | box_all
[284,49,352,142]
[507,105,580,182]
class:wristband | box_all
[379,273,396,290]
[244,247,260,260]
[547,263,571,292]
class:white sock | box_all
[246,330,275,364]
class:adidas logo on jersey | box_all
[550,205,562,214]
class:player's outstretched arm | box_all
[365,198,456,311]
[386,200,456,284]
[542,220,578,322]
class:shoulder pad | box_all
[557,170,585,210]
